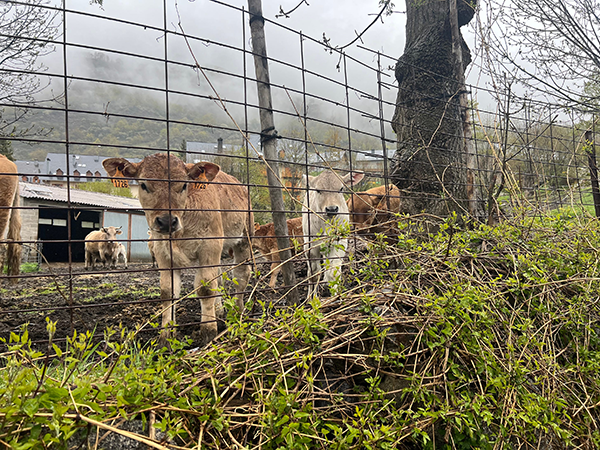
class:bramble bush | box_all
[2,210,600,448]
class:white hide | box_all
[115,243,128,268]
[302,170,364,297]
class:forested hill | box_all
[11,82,254,161]
[11,51,381,161]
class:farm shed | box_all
[353,149,396,174]
[18,182,151,264]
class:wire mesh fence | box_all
[1,0,599,349]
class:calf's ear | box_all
[301,174,316,188]
[343,171,365,187]
[186,162,220,182]
[254,222,261,232]
[103,158,140,178]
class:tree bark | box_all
[391,0,477,217]
[248,0,299,304]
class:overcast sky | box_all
[65,0,408,59]
[36,0,487,140]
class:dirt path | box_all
[0,258,308,349]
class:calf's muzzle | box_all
[155,214,180,234]
[325,205,339,217]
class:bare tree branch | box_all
[0,0,62,136]
[275,0,309,19]
[321,0,395,53]
[479,0,600,109]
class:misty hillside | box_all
[12,52,382,162]
[12,83,252,161]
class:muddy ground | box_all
[0,257,309,350]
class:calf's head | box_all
[103,154,220,235]
[253,222,272,237]
[101,226,122,243]
[304,170,364,218]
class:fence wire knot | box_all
[260,126,280,144]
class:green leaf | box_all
[45,387,69,402]
[22,398,39,418]
[275,415,290,428]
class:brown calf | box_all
[147,229,157,267]
[347,184,401,233]
[252,217,303,288]
[103,153,253,345]
[0,155,21,284]
[84,226,123,270]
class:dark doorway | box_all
[38,207,101,262]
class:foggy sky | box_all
[33,0,487,147]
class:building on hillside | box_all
[16,153,107,187]
[185,135,261,163]
[16,153,143,196]
[18,182,152,264]
[186,138,232,163]
[352,149,396,175]
[15,160,45,184]
[16,154,106,186]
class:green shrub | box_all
[74,180,134,198]
[2,211,600,448]
[20,262,40,273]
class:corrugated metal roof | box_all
[15,153,143,183]
[19,182,143,210]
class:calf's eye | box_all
[140,182,148,192]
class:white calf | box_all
[114,243,128,268]
[302,169,364,296]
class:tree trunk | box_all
[248,0,299,304]
[391,0,477,217]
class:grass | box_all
[2,262,39,275]
[20,263,39,273]
[74,180,134,198]
[2,210,600,448]
[4,280,159,304]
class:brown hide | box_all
[252,217,303,287]
[84,226,123,270]
[0,155,21,284]
[147,230,157,268]
[347,184,401,232]
[103,153,254,345]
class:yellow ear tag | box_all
[111,167,129,188]
[191,172,208,190]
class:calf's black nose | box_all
[325,205,339,216]
[155,214,179,233]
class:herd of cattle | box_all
[1,152,402,344]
